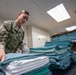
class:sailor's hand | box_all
[0,49,5,62]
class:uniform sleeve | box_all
[0,21,11,50]
[17,30,24,52]
[17,30,30,53]
[18,41,24,51]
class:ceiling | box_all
[0,0,76,34]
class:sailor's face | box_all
[18,13,29,25]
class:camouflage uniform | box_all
[0,20,24,53]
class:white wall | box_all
[32,26,50,47]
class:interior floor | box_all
[50,62,76,75]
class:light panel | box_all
[47,3,70,22]
[65,26,76,31]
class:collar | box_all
[13,21,21,30]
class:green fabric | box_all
[22,67,50,75]
[45,41,72,47]
[30,49,55,53]
[30,45,57,50]
[30,68,49,75]
[0,53,44,68]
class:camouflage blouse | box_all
[0,20,24,53]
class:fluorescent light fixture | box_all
[65,26,76,31]
[47,3,70,22]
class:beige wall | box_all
[26,25,33,48]
[0,18,6,25]
[26,25,50,48]
[32,26,50,47]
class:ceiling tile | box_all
[6,0,44,19]
[32,0,63,12]
[0,0,9,6]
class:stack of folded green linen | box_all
[30,45,71,70]
[0,53,52,75]
[71,51,76,62]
